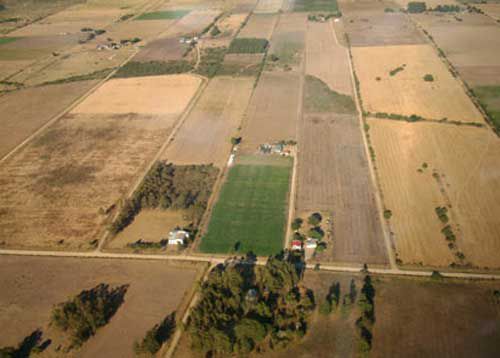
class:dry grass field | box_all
[297,113,387,265]
[163,76,254,167]
[412,12,500,86]
[352,44,483,122]
[369,119,500,268]
[254,0,283,14]
[478,3,500,21]
[220,53,264,76]
[0,80,97,158]
[202,13,248,48]
[305,20,352,95]
[73,74,200,114]
[108,209,190,250]
[237,13,277,39]
[340,0,426,47]
[266,12,306,72]
[0,75,201,250]
[240,71,301,153]
[0,255,201,357]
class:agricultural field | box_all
[477,3,500,20]
[163,76,254,167]
[412,12,500,86]
[0,80,98,158]
[0,255,202,357]
[254,0,283,14]
[240,71,301,153]
[200,155,292,256]
[202,12,248,48]
[0,74,201,250]
[293,0,340,12]
[352,44,483,122]
[266,12,306,72]
[237,13,277,39]
[369,119,500,268]
[340,0,426,47]
[305,20,352,95]
[219,52,264,76]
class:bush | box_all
[423,74,434,82]
[435,206,449,223]
[389,65,405,76]
[408,2,427,13]
[383,209,392,219]
[228,38,269,54]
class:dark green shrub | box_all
[408,2,427,13]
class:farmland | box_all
[0,74,201,250]
[352,44,483,122]
[163,76,254,167]
[200,156,292,256]
[237,13,277,39]
[0,255,202,357]
[369,119,500,268]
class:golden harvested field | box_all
[352,44,483,122]
[73,74,201,114]
[266,12,306,72]
[163,76,254,167]
[0,255,200,358]
[254,0,283,13]
[0,75,201,250]
[412,12,500,86]
[240,71,301,153]
[0,80,98,158]
[369,119,500,268]
[237,13,277,39]
[305,20,352,95]
[108,209,190,250]
[202,13,248,48]
[297,113,387,265]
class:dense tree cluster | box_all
[356,276,376,355]
[407,1,427,13]
[111,163,218,234]
[51,284,128,348]
[188,253,314,356]
[134,312,176,356]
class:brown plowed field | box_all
[0,75,201,250]
[369,119,500,268]
[305,20,352,95]
[340,0,426,47]
[0,80,97,158]
[297,113,387,265]
[0,255,200,358]
[412,12,500,86]
[163,76,254,167]
[352,44,483,122]
[240,71,301,153]
[237,13,277,39]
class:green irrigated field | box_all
[0,36,19,45]
[200,157,292,256]
[293,0,339,12]
[135,10,189,20]
[473,85,500,132]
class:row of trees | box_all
[188,253,314,355]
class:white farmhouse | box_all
[168,229,190,245]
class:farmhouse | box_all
[305,238,318,249]
[168,229,189,245]
[291,240,302,251]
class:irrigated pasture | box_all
[0,80,97,158]
[237,13,277,39]
[266,12,306,72]
[305,20,352,95]
[240,71,301,153]
[0,255,200,358]
[297,113,387,265]
[340,0,426,47]
[254,0,283,14]
[163,76,254,167]
[412,12,500,86]
[0,75,201,250]
[369,119,500,268]
[352,44,483,122]
[200,156,292,256]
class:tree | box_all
[234,318,267,352]
[307,212,322,226]
[231,136,242,145]
[134,312,176,355]
[291,217,303,231]
[423,74,434,82]
[308,227,324,240]
[408,1,427,13]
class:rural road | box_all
[1,248,500,281]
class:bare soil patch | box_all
[0,255,200,358]
[163,76,254,167]
[0,80,97,158]
[73,74,201,115]
[340,0,426,47]
[240,71,301,153]
[352,44,483,122]
[237,13,277,39]
[369,119,500,268]
[297,113,387,265]
[306,20,352,95]
[413,12,500,86]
